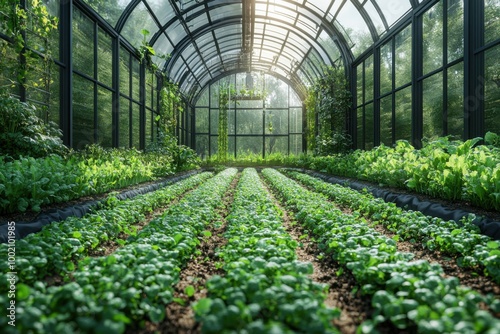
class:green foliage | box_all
[0,172,213,289]
[262,168,500,333]
[195,169,341,333]
[285,170,500,284]
[284,135,500,211]
[0,168,237,333]
[305,66,352,155]
[314,131,352,156]
[0,0,58,89]
[0,145,178,214]
[0,93,67,159]
[217,83,236,163]
[146,132,199,172]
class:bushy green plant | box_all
[146,131,199,172]
[314,130,352,156]
[0,93,68,159]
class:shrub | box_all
[0,93,68,159]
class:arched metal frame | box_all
[103,0,418,104]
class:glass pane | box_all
[485,0,500,45]
[73,75,94,149]
[446,62,464,138]
[380,41,393,95]
[365,103,374,150]
[447,0,464,63]
[146,0,176,26]
[97,86,113,147]
[395,25,412,88]
[228,109,236,135]
[120,46,130,97]
[210,136,218,156]
[290,134,303,155]
[423,1,443,74]
[357,65,363,106]
[131,58,140,102]
[485,46,500,134]
[266,76,288,108]
[265,109,288,135]
[97,28,113,87]
[373,0,412,27]
[210,109,219,134]
[336,0,372,57]
[380,95,393,146]
[145,109,153,145]
[395,86,412,141]
[357,107,363,149]
[236,136,263,156]
[365,55,374,102]
[197,88,210,106]
[42,0,60,61]
[120,1,157,48]
[265,136,288,155]
[132,103,141,149]
[237,110,263,135]
[119,97,130,148]
[49,65,60,126]
[73,7,94,77]
[290,89,301,107]
[196,108,209,133]
[422,72,444,139]
[82,0,131,27]
[196,135,209,158]
[145,71,153,109]
[290,108,302,133]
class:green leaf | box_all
[72,231,82,238]
[193,298,212,315]
[487,241,499,249]
[184,285,196,297]
[16,283,30,300]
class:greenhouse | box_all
[1,0,500,333]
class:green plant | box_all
[0,93,67,159]
[305,66,352,155]
[0,0,58,90]
[217,83,236,163]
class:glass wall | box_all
[194,72,303,158]
[355,0,471,148]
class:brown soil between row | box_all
[128,173,240,334]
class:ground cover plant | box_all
[0,168,237,333]
[262,168,500,333]
[282,136,500,211]
[0,145,194,214]
[194,168,340,333]
[0,172,213,289]
[283,170,500,284]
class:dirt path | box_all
[130,173,240,334]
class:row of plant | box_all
[262,168,500,333]
[283,170,500,284]
[0,143,196,214]
[1,168,238,333]
[0,172,213,290]
[283,135,500,211]
[194,168,340,333]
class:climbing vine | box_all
[217,82,236,162]
[305,66,352,155]
[0,0,58,91]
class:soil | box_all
[127,173,240,334]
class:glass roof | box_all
[83,0,417,100]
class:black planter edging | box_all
[0,169,204,243]
[284,168,500,241]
